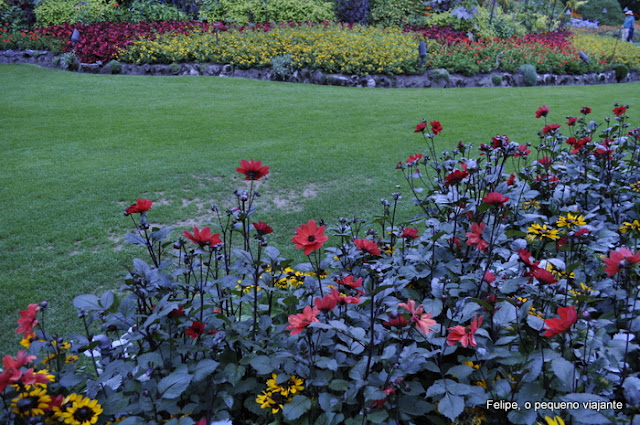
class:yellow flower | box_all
[11,387,52,417]
[569,282,593,296]
[59,395,103,425]
[538,415,565,425]
[256,390,289,414]
[546,263,575,280]
[631,181,640,192]
[620,219,640,234]
[527,223,560,241]
[266,373,305,397]
[556,213,586,228]
[523,200,541,210]
[463,361,480,369]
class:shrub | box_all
[34,0,121,26]
[577,0,624,26]
[107,58,121,73]
[518,63,537,85]
[0,27,65,52]
[125,0,188,23]
[198,0,336,24]
[59,50,78,70]
[491,73,502,85]
[270,53,293,79]
[368,0,428,27]
[430,67,450,83]
[0,5,30,31]
[612,62,629,81]
[333,0,369,23]
[1,106,639,425]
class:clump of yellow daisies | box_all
[256,373,305,414]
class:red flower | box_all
[124,198,153,216]
[483,270,496,284]
[292,219,328,255]
[398,299,436,336]
[446,315,483,347]
[169,305,186,318]
[0,351,37,392]
[506,174,516,186]
[414,122,426,132]
[535,105,549,118]
[542,123,561,134]
[543,305,577,337]
[580,106,591,115]
[491,134,510,150]
[613,105,628,117]
[482,192,509,207]
[183,226,222,247]
[596,139,615,159]
[430,121,443,135]
[445,169,469,186]
[186,321,206,339]
[566,116,577,126]
[336,275,364,295]
[513,144,531,158]
[537,156,552,168]
[354,238,381,256]
[382,313,410,328]
[16,304,40,339]
[401,227,419,240]
[286,305,319,335]
[21,368,51,386]
[236,159,269,180]
[532,268,558,285]
[314,294,338,313]
[518,249,540,271]
[253,221,273,235]
[405,153,423,166]
[466,222,489,252]
[602,247,640,276]
[329,287,361,305]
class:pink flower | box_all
[398,299,437,336]
[447,315,483,347]
[602,247,640,276]
[483,270,496,284]
[336,276,364,296]
[286,305,319,335]
[466,222,489,252]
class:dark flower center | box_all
[74,407,96,422]
[307,235,316,242]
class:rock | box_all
[366,77,376,88]
[325,74,351,86]
[220,64,233,76]
[79,63,101,73]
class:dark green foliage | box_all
[612,63,629,81]
[332,0,369,23]
[368,0,427,27]
[518,63,538,86]
[577,0,624,26]
[492,74,502,85]
[108,59,122,74]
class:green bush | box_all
[577,0,624,26]
[34,0,119,26]
[430,67,450,83]
[368,0,427,27]
[126,1,188,23]
[270,53,293,79]
[492,74,502,85]
[612,63,629,81]
[1,5,30,31]
[108,59,122,73]
[198,0,336,24]
[518,63,538,86]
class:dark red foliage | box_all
[404,25,472,45]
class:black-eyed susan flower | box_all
[266,373,304,397]
[256,390,288,414]
[11,387,52,417]
[527,223,561,241]
[620,219,640,234]
[556,213,587,228]
[59,394,103,425]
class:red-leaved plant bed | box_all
[1,105,640,425]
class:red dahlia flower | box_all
[398,299,437,336]
[336,275,364,295]
[382,313,410,328]
[329,287,361,305]
[543,305,577,337]
[542,123,561,134]
[430,121,443,135]
[466,222,489,252]
[253,221,273,236]
[314,294,338,313]
[401,227,419,240]
[482,192,509,207]
[286,305,319,335]
[414,122,427,132]
[354,238,381,256]
[580,106,591,115]
[16,304,40,339]
[124,198,153,216]
[532,268,558,285]
[186,321,206,339]
[445,169,469,186]
[183,226,222,247]
[292,219,328,255]
[447,315,483,347]
[566,116,577,126]
[236,159,269,181]
[613,105,629,117]
[602,247,640,276]
[513,145,531,158]
[405,153,423,166]
[535,105,549,118]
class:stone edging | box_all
[2,49,639,88]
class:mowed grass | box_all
[1,63,638,353]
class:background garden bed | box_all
[2,48,639,88]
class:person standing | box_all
[623,10,635,42]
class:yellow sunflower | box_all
[59,395,103,425]
[11,387,52,417]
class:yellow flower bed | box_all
[571,32,640,69]
[117,25,422,75]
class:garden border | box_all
[2,48,640,88]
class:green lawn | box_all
[1,63,638,353]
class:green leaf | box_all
[158,368,192,399]
[329,379,349,391]
[365,409,389,424]
[551,357,575,391]
[73,294,102,312]
[437,393,464,422]
[282,395,311,421]
[318,392,342,413]
[192,359,219,382]
[249,355,274,375]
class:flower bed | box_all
[1,105,639,425]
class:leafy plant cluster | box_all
[197,0,335,24]
[1,105,640,425]
[0,26,65,52]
